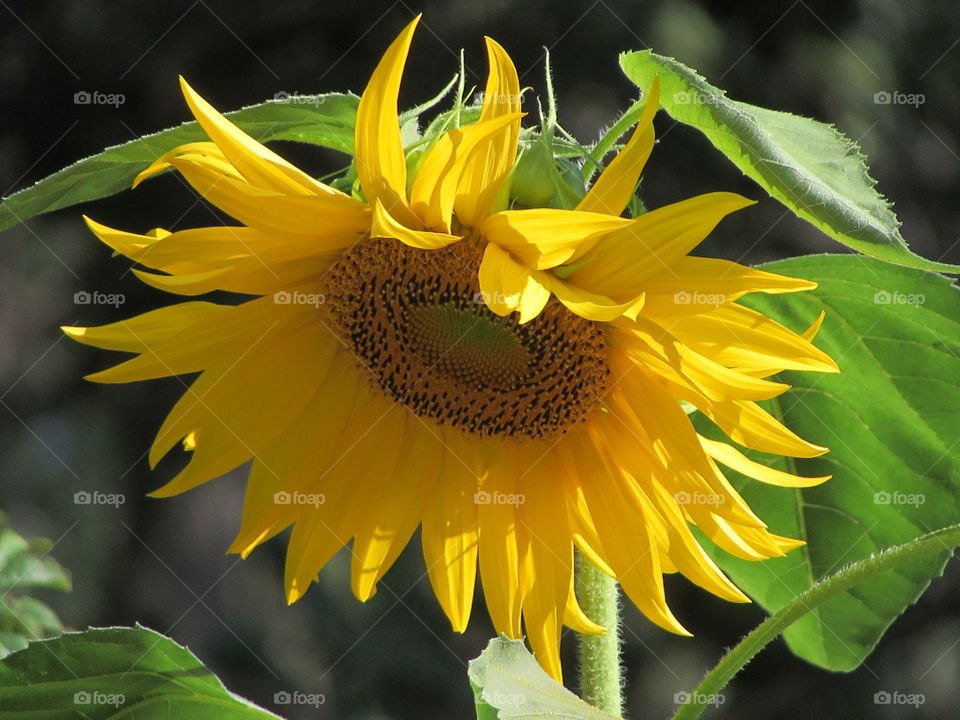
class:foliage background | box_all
[1,1,958,717]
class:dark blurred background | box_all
[1,1,959,718]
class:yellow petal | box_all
[518,456,573,682]
[568,192,756,299]
[538,271,643,321]
[644,479,750,603]
[666,304,839,374]
[370,200,460,249]
[178,76,340,196]
[142,147,370,237]
[573,438,689,635]
[86,294,312,385]
[616,316,791,402]
[455,38,523,227]
[576,76,660,216]
[639,257,818,319]
[130,255,334,297]
[355,16,421,225]
[133,141,229,187]
[704,398,829,458]
[228,356,364,557]
[351,422,443,600]
[62,302,227,352]
[699,435,830,488]
[477,242,550,322]
[421,430,479,632]
[148,321,340,497]
[481,209,632,269]
[410,113,523,232]
[478,448,523,639]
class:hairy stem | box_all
[576,550,623,715]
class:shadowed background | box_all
[1,1,958,718]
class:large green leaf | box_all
[0,516,70,658]
[0,625,284,719]
[620,51,960,273]
[469,636,618,720]
[0,93,358,233]
[696,254,960,671]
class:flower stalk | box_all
[576,549,623,715]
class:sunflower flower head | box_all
[64,16,839,681]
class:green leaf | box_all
[696,253,960,671]
[0,517,70,658]
[620,51,960,273]
[0,625,284,719]
[468,635,618,720]
[0,94,358,233]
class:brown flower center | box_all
[323,237,609,440]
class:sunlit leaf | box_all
[469,636,618,720]
[696,253,960,670]
[621,51,960,273]
[0,625,284,719]
[0,94,358,232]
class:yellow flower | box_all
[64,16,839,680]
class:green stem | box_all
[576,549,623,715]
[671,523,960,720]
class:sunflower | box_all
[64,16,839,681]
